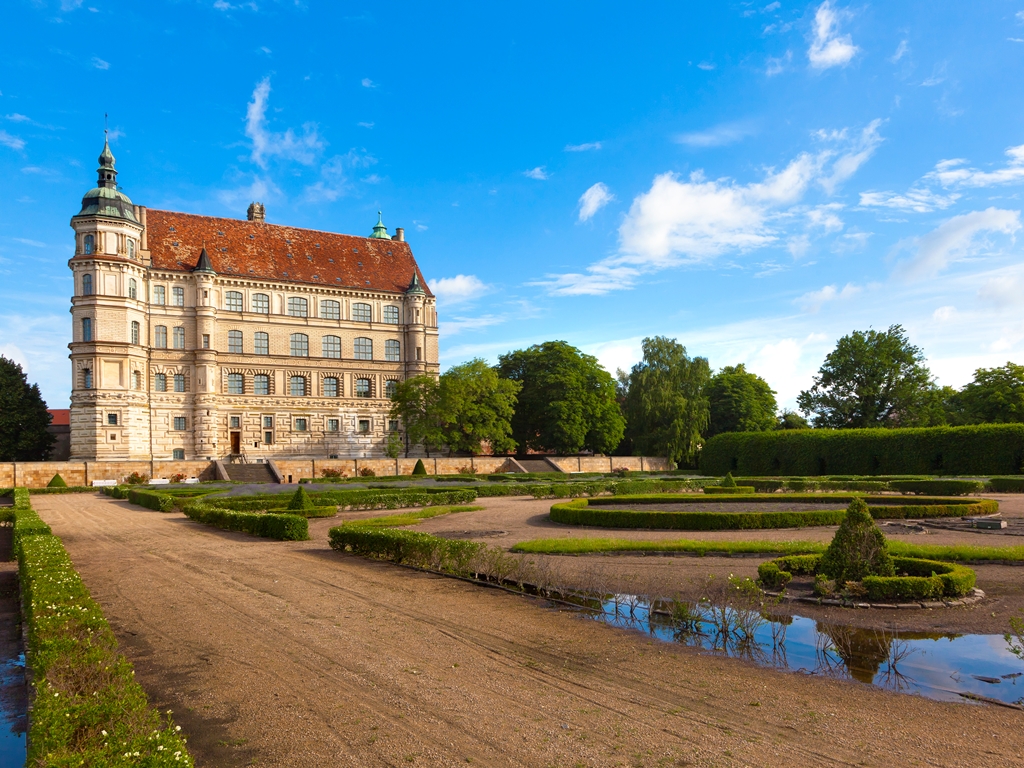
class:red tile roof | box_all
[142,209,432,296]
[48,409,70,426]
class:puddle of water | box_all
[0,651,26,764]
[582,596,1024,706]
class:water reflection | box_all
[582,595,1024,706]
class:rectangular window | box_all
[383,305,400,324]
[82,317,92,342]
[174,374,186,392]
[225,291,243,312]
[252,293,269,314]
[132,371,141,390]
[416,346,422,361]
[131,321,140,345]
[172,448,185,460]
[321,300,340,320]
[227,373,244,394]
[264,431,273,445]
[385,339,400,362]
[389,419,399,433]
[263,416,274,429]
[254,374,270,395]
[202,334,210,349]
[327,418,339,432]
[290,376,307,396]
[354,337,372,360]
[352,303,371,323]
[172,327,185,349]
[155,373,167,392]
[82,273,93,295]
[172,286,185,306]
[254,332,269,355]
[228,330,243,354]
[173,416,187,430]
[153,285,165,305]
[107,413,118,425]
[230,415,241,429]
[83,368,93,389]
[322,377,338,397]
[287,297,308,317]
[355,378,371,398]
[358,419,370,434]
[154,325,167,348]
[294,418,307,432]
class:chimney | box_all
[394,227,405,242]
[247,201,266,223]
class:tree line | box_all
[391,326,1024,464]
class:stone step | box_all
[224,463,276,483]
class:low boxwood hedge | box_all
[703,486,755,495]
[182,502,309,541]
[989,477,1024,493]
[126,488,176,512]
[328,525,483,575]
[889,479,984,496]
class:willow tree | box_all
[621,337,710,465]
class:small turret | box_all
[369,211,391,239]
[192,247,215,274]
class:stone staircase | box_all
[223,462,277,483]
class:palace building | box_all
[68,138,438,461]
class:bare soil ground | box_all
[30,493,1024,768]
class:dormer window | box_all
[83,234,95,255]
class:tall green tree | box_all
[388,375,444,457]
[797,325,937,429]
[621,337,710,465]
[438,359,521,454]
[953,362,1024,424]
[776,409,810,430]
[0,355,55,461]
[497,341,624,454]
[707,364,778,436]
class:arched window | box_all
[323,377,339,397]
[154,373,167,392]
[82,317,92,342]
[252,293,269,314]
[227,373,244,394]
[352,302,372,323]
[225,291,243,312]
[83,234,95,254]
[153,285,165,305]
[321,299,340,320]
[385,339,400,362]
[287,297,308,317]
[383,305,400,324]
[154,325,167,348]
[254,374,270,395]
[254,332,269,355]
[127,239,135,259]
[355,378,371,398]
[128,278,137,299]
[83,368,93,389]
[82,274,93,295]
[130,321,140,345]
[228,330,243,354]
[173,374,186,392]
[322,335,341,358]
[172,327,186,349]
[290,376,307,396]
[290,333,309,357]
[384,379,397,399]
[354,337,372,360]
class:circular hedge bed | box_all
[549,493,998,531]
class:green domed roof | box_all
[74,137,139,223]
[369,210,391,239]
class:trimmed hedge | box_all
[701,424,1024,476]
[127,488,176,512]
[889,479,983,496]
[990,477,1024,493]
[703,486,755,495]
[328,525,483,574]
[182,502,309,540]
[14,494,193,766]
[289,505,338,518]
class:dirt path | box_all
[32,494,1024,768]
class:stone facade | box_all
[68,139,438,461]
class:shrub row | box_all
[328,525,483,574]
[27,486,98,494]
[703,486,755,495]
[701,424,1024,476]
[13,494,193,765]
[988,477,1024,493]
[889,479,984,496]
[181,502,309,540]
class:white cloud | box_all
[442,314,506,336]
[977,276,1022,309]
[896,208,1021,280]
[216,174,281,209]
[357,121,374,129]
[259,46,272,54]
[818,118,884,194]
[91,57,109,70]
[524,166,549,180]
[924,144,1024,188]
[13,238,46,247]
[674,122,754,148]
[302,149,376,202]
[431,274,490,306]
[697,61,715,71]
[859,188,960,213]
[577,182,614,222]
[245,77,324,169]
[60,0,83,10]
[0,131,25,151]
[932,306,956,322]
[762,1,781,11]
[565,142,602,152]
[890,40,908,63]
[412,220,428,231]
[797,282,861,312]
[1018,10,1024,22]
[361,78,377,88]
[808,2,859,70]
[766,50,792,76]
[530,265,641,296]
[5,114,30,123]
[806,204,844,232]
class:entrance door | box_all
[230,432,241,454]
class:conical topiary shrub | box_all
[287,486,316,511]
[47,473,68,488]
[819,498,895,583]
[719,472,737,488]
[412,459,427,476]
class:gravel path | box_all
[31,493,1024,768]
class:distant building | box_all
[68,138,439,461]
[47,409,71,461]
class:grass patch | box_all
[345,505,484,529]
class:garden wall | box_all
[700,424,1024,476]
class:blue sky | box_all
[3,1,1024,411]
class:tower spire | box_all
[97,117,117,190]
[369,210,391,239]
